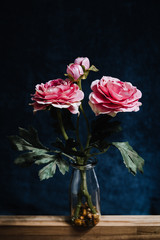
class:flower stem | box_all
[76,115,84,151]
[74,169,96,219]
[80,170,96,214]
[89,145,111,158]
[56,109,68,141]
[74,192,82,219]
[77,79,91,153]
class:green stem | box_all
[80,104,91,151]
[76,115,83,151]
[80,170,96,214]
[74,192,82,219]
[53,150,76,162]
[89,145,110,158]
[77,79,91,155]
[56,109,68,141]
[73,169,96,219]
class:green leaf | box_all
[18,126,48,150]
[88,65,99,72]
[8,126,49,154]
[14,152,37,167]
[9,126,70,180]
[34,154,56,165]
[112,142,144,175]
[8,135,33,151]
[56,155,69,175]
[91,115,122,142]
[39,162,57,181]
[8,135,48,153]
[14,152,54,167]
[89,140,110,152]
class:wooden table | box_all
[0,215,160,240]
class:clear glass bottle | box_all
[70,163,100,227]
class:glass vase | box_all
[70,163,100,227]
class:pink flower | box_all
[66,63,84,81]
[74,57,90,70]
[89,76,142,117]
[31,78,84,114]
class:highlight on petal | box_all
[30,79,84,114]
[89,76,142,117]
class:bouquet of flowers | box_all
[9,57,144,227]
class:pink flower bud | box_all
[74,57,90,70]
[66,63,84,81]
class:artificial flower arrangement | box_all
[9,57,144,227]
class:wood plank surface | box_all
[0,215,160,240]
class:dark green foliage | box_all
[39,162,57,180]
[8,126,49,153]
[38,155,69,181]
[89,140,110,152]
[14,152,54,167]
[8,127,69,180]
[91,115,122,143]
[112,142,144,175]
[52,137,86,158]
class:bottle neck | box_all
[71,162,96,171]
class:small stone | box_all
[85,202,88,207]
[87,213,92,219]
[74,218,82,226]
[83,208,87,216]
[92,213,100,226]
[82,220,87,227]
[93,213,99,219]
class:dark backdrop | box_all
[1,0,160,215]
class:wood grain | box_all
[0,215,160,240]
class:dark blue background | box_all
[1,0,160,215]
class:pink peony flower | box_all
[74,57,90,70]
[66,63,84,81]
[31,78,84,114]
[89,76,142,117]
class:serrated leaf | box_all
[14,152,37,167]
[8,135,48,153]
[14,152,55,167]
[112,142,144,175]
[91,115,122,142]
[88,65,99,72]
[56,156,69,175]
[34,154,56,165]
[8,135,32,151]
[39,162,56,180]
[18,126,48,150]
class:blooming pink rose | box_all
[31,78,84,114]
[66,63,84,81]
[89,76,142,117]
[74,57,90,70]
